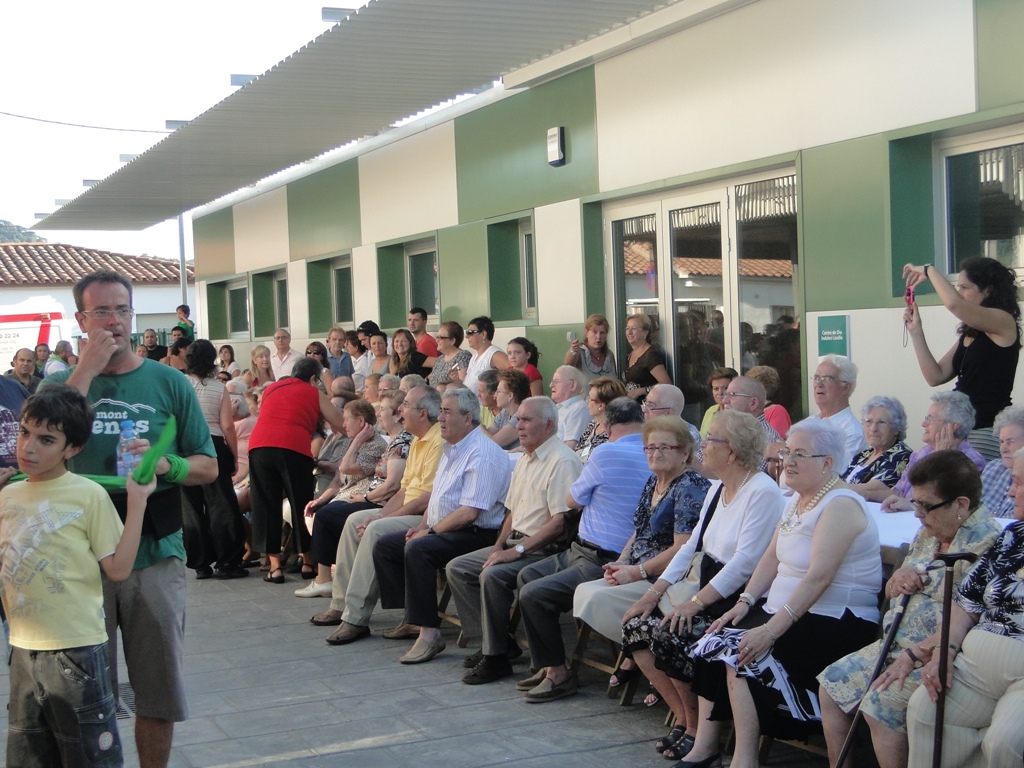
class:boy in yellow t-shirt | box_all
[0,385,155,767]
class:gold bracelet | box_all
[762,624,777,643]
[690,594,706,610]
[646,586,664,598]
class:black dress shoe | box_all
[671,752,722,768]
[263,568,285,584]
[195,566,214,580]
[462,654,514,685]
[215,565,249,579]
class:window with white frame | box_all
[227,279,249,338]
[406,239,439,320]
[274,271,289,329]
[937,126,1024,272]
[520,220,537,319]
[333,255,353,325]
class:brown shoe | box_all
[381,621,420,640]
[515,668,547,691]
[310,609,343,626]
[325,622,370,645]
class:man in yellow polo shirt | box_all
[311,386,444,644]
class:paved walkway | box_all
[0,569,833,767]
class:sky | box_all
[1,1,364,260]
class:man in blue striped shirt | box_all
[373,388,511,665]
[516,397,650,702]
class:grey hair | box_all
[379,374,401,389]
[400,374,427,389]
[604,396,644,427]
[932,391,976,439]
[521,396,559,430]
[820,354,858,390]
[993,405,1024,437]
[711,410,766,470]
[860,396,908,442]
[442,387,481,427]
[788,417,850,473]
[412,385,442,422]
[554,365,585,394]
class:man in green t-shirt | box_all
[43,271,216,768]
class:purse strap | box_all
[693,483,725,553]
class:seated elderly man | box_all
[446,397,584,684]
[373,389,512,664]
[400,373,427,392]
[331,375,358,404]
[811,354,868,462]
[979,405,1024,519]
[721,376,785,473]
[516,397,651,702]
[311,386,444,644]
[883,391,986,511]
[549,365,590,449]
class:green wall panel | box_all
[206,283,228,340]
[192,208,235,279]
[376,244,407,329]
[287,160,361,261]
[437,223,489,325]
[307,260,333,335]
[528,323,586,389]
[800,136,891,312]
[889,136,936,297]
[486,220,522,322]
[251,272,276,338]
[581,202,605,319]
[976,0,1024,111]
[455,67,599,223]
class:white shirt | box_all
[271,347,301,379]
[351,353,371,393]
[463,344,500,395]
[661,474,784,598]
[556,396,590,444]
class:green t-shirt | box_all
[43,359,215,569]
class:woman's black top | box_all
[952,330,1019,429]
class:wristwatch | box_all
[514,543,527,556]
[638,562,649,580]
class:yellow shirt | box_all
[401,422,444,502]
[506,434,584,536]
[699,404,723,438]
[0,473,123,651]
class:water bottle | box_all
[117,420,141,477]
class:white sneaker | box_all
[294,580,332,598]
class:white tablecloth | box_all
[867,502,1015,549]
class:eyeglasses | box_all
[702,436,728,446]
[437,335,452,340]
[923,415,949,424]
[465,329,481,336]
[549,379,568,387]
[641,402,671,413]
[861,419,891,427]
[81,308,134,320]
[643,444,682,455]
[811,374,839,384]
[721,392,754,400]
[778,449,827,462]
[910,497,956,515]
[305,350,319,356]
[999,436,1023,447]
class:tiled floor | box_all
[0,570,834,767]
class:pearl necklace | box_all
[778,475,838,533]
[722,469,754,507]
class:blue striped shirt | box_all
[572,432,652,552]
[981,459,1014,518]
[425,426,511,530]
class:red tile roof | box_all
[0,243,194,286]
[623,243,791,279]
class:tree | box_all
[0,220,46,243]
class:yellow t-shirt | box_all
[0,473,123,651]
[400,422,444,502]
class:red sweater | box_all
[249,378,321,456]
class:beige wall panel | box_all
[286,260,310,341]
[233,187,290,271]
[596,0,975,191]
[359,123,459,245]
[351,244,380,325]
[535,199,586,326]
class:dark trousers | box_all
[517,541,613,668]
[182,435,245,569]
[310,499,378,566]
[373,526,499,628]
[248,446,314,555]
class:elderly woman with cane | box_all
[904,448,1024,768]
[818,450,1001,768]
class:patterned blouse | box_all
[627,470,711,565]
[957,519,1024,639]
[842,440,912,487]
[574,419,609,465]
[427,349,472,388]
[367,431,413,493]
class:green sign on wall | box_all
[817,314,850,357]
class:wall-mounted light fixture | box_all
[547,126,565,167]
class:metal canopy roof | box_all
[37,0,679,231]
